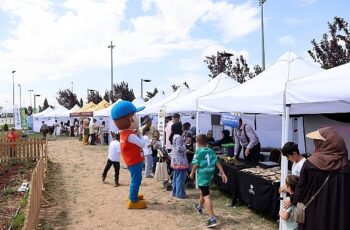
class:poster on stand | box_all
[20,108,27,130]
[158,106,166,148]
[14,106,22,130]
[27,116,33,133]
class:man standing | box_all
[139,116,156,139]
[234,118,261,163]
[40,121,49,140]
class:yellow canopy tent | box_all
[70,102,96,117]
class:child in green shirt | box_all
[190,134,227,228]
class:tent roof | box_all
[198,51,324,114]
[94,99,123,117]
[141,91,166,108]
[165,73,240,113]
[132,98,145,107]
[287,62,350,114]
[69,104,81,112]
[33,107,54,118]
[94,100,110,111]
[44,105,69,118]
[140,84,192,114]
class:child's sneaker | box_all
[194,203,202,214]
[206,218,218,228]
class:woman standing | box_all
[283,127,349,230]
[151,130,161,174]
[170,122,189,199]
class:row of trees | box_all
[43,17,350,110]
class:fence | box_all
[0,138,48,163]
[23,158,44,230]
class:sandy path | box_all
[44,138,276,230]
[47,139,209,230]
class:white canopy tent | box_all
[165,73,240,114]
[140,84,192,115]
[140,91,166,108]
[132,97,145,107]
[198,51,323,114]
[197,51,324,230]
[33,107,54,132]
[44,105,69,118]
[287,62,350,114]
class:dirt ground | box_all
[38,138,277,230]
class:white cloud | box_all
[202,2,260,42]
[298,0,317,6]
[0,0,261,86]
[279,35,296,45]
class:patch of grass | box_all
[52,210,68,225]
[2,187,16,197]
[11,210,25,230]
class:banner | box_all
[158,106,166,148]
[221,113,240,128]
[27,115,33,133]
[14,106,22,130]
[20,108,27,129]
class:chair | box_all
[269,149,281,163]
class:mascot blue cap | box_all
[111,101,145,120]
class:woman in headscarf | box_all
[170,122,189,199]
[283,127,350,230]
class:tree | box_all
[27,106,33,115]
[145,88,158,101]
[87,91,102,104]
[103,91,110,103]
[38,105,43,112]
[205,51,262,83]
[56,89,79,109]
[79,98,84,107]
[308,16,350,69]
[111,81,135,102]
[204,51,233,78]
[43,98,50,110]
[183,81,189,88]
[171,84,180,92]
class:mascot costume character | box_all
[111,101,147,209]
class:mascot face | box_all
[111,101,144,131]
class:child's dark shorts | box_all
[199,186,210,196]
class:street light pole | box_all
[18,84,22,108]
[12,70,16,108]
[28,90,34,107]
[34,94,40,113]
[140,78,151,99]
[259,0,266,71]
[108,41,115,103]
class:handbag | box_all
[154,158,169,181]
[293,172,331,224]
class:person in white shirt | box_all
[281,142,306,176]
[279,142,306,193]
[102,132,121,187]
[142,127,153,178]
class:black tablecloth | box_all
[214,159,280,218]
[236,170,280,218]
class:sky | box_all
[0,0,349,109]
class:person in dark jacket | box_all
[208,129,233,147]
[283,127,350,230]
